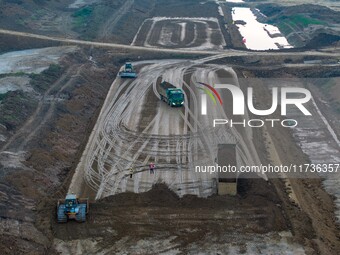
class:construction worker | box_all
[149,162,155,174]
[129,167,134,178]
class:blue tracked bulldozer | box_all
[57,194,89,223]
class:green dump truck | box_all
[157,81,184,107]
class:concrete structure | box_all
[217,144,238,196]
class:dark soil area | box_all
[256,3,340,48]
[152,0,218,18]
[305,33,340,49]
[259,4,340,24]
[0,34,61,54]
[0,91,38,132]
[48,181,289,253]
[110,0,156,44]
[0,46,121,254]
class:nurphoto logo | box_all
[198,83,312,128]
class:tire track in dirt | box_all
[76,60,267,200]
[98,0,134,40]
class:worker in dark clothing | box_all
[129,167,134,178]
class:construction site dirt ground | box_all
[17,55,339,255]
[48,182,292,254]
[0,43,340,254]
[0,0,340,254]
[132,17,226,50]
[0,40,339,255]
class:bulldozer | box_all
[57,194,89,223]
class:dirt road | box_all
[0,28,339,57]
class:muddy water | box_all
[226,0,244,3]
[0,76,32,94]
[231,7,292,50]
[68,0,99,9]
[0,47,76,74]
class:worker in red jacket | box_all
[149,162,155,174]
